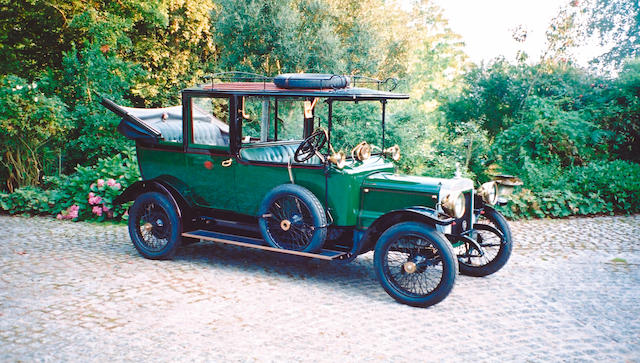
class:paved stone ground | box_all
[0,214,639,362]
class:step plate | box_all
[182,230,347,261]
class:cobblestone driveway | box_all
[1,214,639,362]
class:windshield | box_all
[240,96,386,157]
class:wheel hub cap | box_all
[143,222,153,232]
[403,261,417,274]
[280,219,291,231]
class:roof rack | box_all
[349,76,399,92]
[202,72,400,92]
[203,72,273,90]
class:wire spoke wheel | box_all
[461,225,502,267]
[136,202,170,252]
[258,184,327,253]
[383,235,445,297]
[128,192,181,260]
[265,195,315,250]
[374,222,457,308]
[457,208,513,277]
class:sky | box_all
[422,0,606,67]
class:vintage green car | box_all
[102,73,520,307]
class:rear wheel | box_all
[374,222,457,308]
[457,208,512,277]
[258,184,327,253]
[128,192,181,259]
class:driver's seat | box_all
[239,143,322,164]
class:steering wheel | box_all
[294,129,328,162]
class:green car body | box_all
[103,73,517,308]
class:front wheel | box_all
[457,207,512,277]
[374,222,458,308]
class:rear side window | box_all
[191,97,230,147]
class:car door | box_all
[182,94,237,211]
[234,96,326,216]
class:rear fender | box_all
[114,179,186,218]
[358,207,454,254]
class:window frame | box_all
[183,93,233,152]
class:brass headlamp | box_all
[477,181,499,205]
[383,144,401,161]
[441,192,466,218]
[493,175,523,196]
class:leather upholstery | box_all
[151,121,182,143]
[121,105,229,146]
[240,143,321,164]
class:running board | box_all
[182,230,348,261]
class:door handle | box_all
[221,158,233,167]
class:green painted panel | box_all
[138,147,186,185]
[358,172,441,228]
[184,152,236,210]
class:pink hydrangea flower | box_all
[56,214,63,220]
[102,205,110,212]
[112,183,121,190]
[106,178,116,187]
[69,207,79,219]
[89,195,102,205]
[92,205,103,216]
[97,179,105,188]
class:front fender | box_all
[357,206,454,254]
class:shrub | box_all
[0,148,140,221]
[52,148,140,221]
[498,160,640,219]
[0,186,63,215]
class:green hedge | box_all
[499,160,640,219]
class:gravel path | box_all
[1,214,639,362]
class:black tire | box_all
[374,222,458,308]
[128,192,182,260]
[258,184,327,253]
[274,73,349,89]
[458,208,512,277]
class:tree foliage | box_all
[0,0,639,221]
[0,75,70,191]
[583,0,640,70]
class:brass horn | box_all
[328,150,347,169]
[351,141,371,161]
[383,144,401,161]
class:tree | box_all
[214,0,304,75]
[0,76,70,191]
[582,0,640,71]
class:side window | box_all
[241,97,318,144]
[191,97,230,147]
[241,96,274,143]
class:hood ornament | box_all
[454,162,462,178]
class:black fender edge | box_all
[357,206,454,254]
